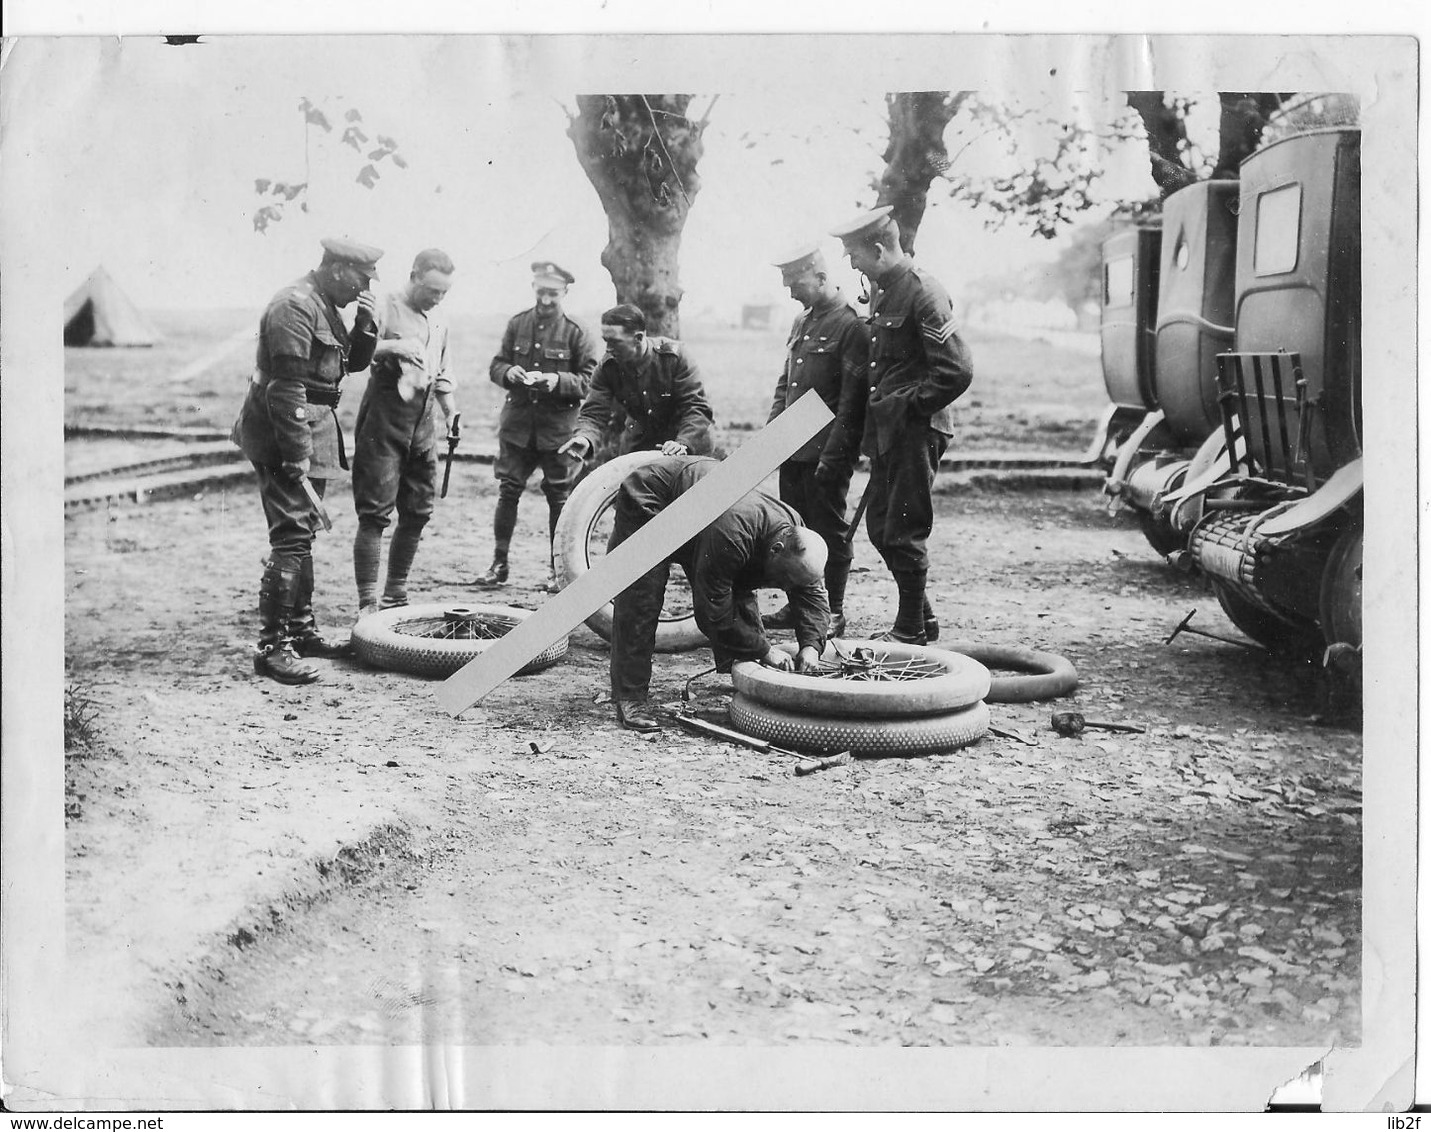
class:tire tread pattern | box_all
[729,693,990,757]
[352,603,568,678]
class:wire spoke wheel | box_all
[352,603,567,678]
[807,644,951,682]
[732,640,990,720]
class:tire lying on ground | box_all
[352,603,567,678]
[732,639,990,718]
[552,450,706,653]
[730,693,990,757]
[939,639,1078,703]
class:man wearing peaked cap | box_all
[760,240,869,640]
[827,204,895,243]
[320,237,384,278]
[231,237,383,684]
[478,259,599,591]
[830,204,974,646]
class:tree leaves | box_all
[252,98,408,231]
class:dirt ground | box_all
[63,460,1362,1051]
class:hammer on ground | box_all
[1050,710,1145,738]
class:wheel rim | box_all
[583,495,695,625]
[807,643,949,682]
[392,609,520,641]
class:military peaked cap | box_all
[320,237,383,279]
[772,242,826,275]
[532,261,576,286]
[829,205,894,243]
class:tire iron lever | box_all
[1166,608,1262,651]
[670,712,852,776]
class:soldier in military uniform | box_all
[606,455,831,732]
[760,242,869,639]
[476,261,598,590]
[557,303,715,465]
[830,206,973,644]
[350,248,458,617]
[232,237,382,684]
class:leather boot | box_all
[474,557,509,588]
[381,520,424,609]
[761,604,794,629]
[290,556,350,659]
[615,699,662,733]
[254,563,321,684]
[923,594,940,642]
[878,569,928,645]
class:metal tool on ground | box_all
[1164,608,1262,651]
[795,751,852,776]
[298,475,332,532]
[1050,710,1146,738]
[440,412,462,499]
[989,724,1038,745]
[682,665,720,702]
[672,711,852,775]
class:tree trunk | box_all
[1211,92,1288,180]
[875,92,969,254]
[567,95,705,338]
[1126,91,1199,198]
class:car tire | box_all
[552,450,706,653]
[938,639,1078,703]
[352,603,567,678]
[731,640,990,719]
[729,693,990,757]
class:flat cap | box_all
[320,236,383,278]
[772,242,826,275]
[828,205,894,242]
[531,260,575,286]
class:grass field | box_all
[64,308,1109,456]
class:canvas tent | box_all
[63,267,160,347]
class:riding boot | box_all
[353,523,383,617]
[254,562,321,684]
[476,498,517,587]
[382,519,424,609]
[290,556,350,658]
[879,569,928,645]
[923,594,940,642]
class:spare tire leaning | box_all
[939,639,1078,703]
[732,640,990,719]
[352,603,567,678]
[552,450,706,653]
[729,693,990,757]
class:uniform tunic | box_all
[572,337,715,458]
[488,307,598,501]
[860,262,973,574]
[767,292,870,569]
[351,290,452,530]
[609,456,830,701]
[231,272,376,560]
